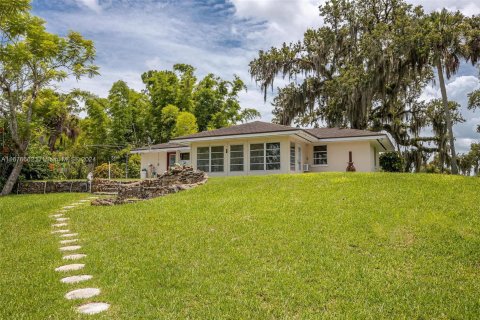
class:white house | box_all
[132,121,395,177]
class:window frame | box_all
[229,144,244,172]
[250,142,281,171]
[290,142,296,171]
[313,145,328,166]
[196,146,225,173]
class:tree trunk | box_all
[1,160,24,196]
[436,59,458,174]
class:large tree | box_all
[0,0,98,195]
[423,9,473,174]
[250,0,430,139]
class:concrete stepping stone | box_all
[52,223,68,227]
[51,229,70,234]
[76,302,110,315]
[60,239,78,244]
[79,200,89,202]
[63,254,86,260]
[65,288,100,300]
[50,214,64,218]
[60,233,78,238]
[63,206,74,209]
[56,217,69,222]
[60,245,81,252]
[60,275,93,284]
[55,264,84,272]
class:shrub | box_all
[94,163,124,179]
[379,152,403,172]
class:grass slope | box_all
[1,173,480,319]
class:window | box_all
[297,146,302,171]
[250,143,264,170]
[197,147,210,172]
[196,146,224,172]
[180,152,190,161]
[313,145,327,165]
[290,143,295,171]
[230,145,244,172]
[250,142,281,171]
[210,146,224,172]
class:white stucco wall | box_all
[138,136,381,178]
[306,140,377,172]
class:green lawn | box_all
[1,173,480,319]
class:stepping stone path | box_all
[60,239,78,244]
[63,254,87,260]
[61,275,93,284]
[51,199,110,315]
[65,288,100,300]
[55,264,85,272]
[60,245,82,252]
[51,229,70,234]
[77,302,110,315]
[53,223,68,227]
[60,233,78,238]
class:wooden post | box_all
[346,151,356,172]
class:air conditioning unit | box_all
[303,164,310,172]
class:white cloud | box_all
[75,0,102,13]
[230,0,323,47]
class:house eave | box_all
[131,147,191,154]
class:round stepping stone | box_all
[60,233,78,238]
[56,217,69,222]
[63,254,86,260]
[51,229,70,234]
[79,200,89,202]
[60,275,93,284]
[76,302,110,315]
[63,206,74,209]
[60,239,78,245]
[65,288,100,300]
[55,264,84,272]
[52,223,68,227]
[60,245,81,252]
[50,214,64,218]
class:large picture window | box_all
[250,142,281,171]
[313,145,327,165]
[230,145,244,172]
[196,146,224,172]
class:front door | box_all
[167,152,176,170]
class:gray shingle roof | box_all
[172,121,384,141]
[171,121,298,140]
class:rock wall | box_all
[17,181,90,194]
[92,167,207,205]
[91,179,135,193]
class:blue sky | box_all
[32,0,480,152]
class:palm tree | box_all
[425,9,471,174]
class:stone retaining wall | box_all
[17,181,90,194]
[92,167,208,205]
[91,179,136,194]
